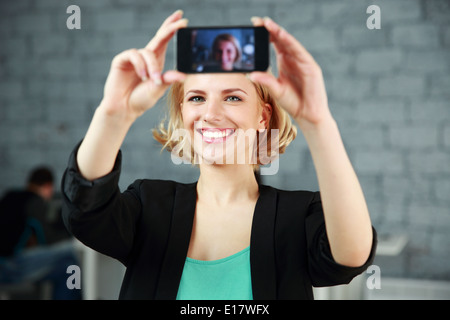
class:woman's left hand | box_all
[250,17,332,128]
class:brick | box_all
[443,26,450,47]
[41,57,83,78]
[319,2,367,26]
[109,33,153,54]
[27,79,65,100]
[340,125,385,150]
[424,0,450,23]
[0,15,13,37]
[273,3,317,27]
[13,12,53,35]
[374,0,422,23]
[377,74,425,97]
[328,76,372,100]
[341,25,387,48]
[355,49,402,74]
[431,231,450,258]
[2,56,39,79]
[46,98,90,124]
[408,151,450,174]
[227,6,271,25]
[409,99,450,124]
[392,24,440,48]
[354,150,404,175]
[4,98,45,123]
[389,125,439,150]
[0,81,24,100]
[354,98,407,124]
[430,75,450,97]
[0,37,27,58]
[407,203,439,229]
[315,52,352,75]
[85,56,112,79]
[0,0,32,14]
[404,50,450,74]
[443,125,450,148]
[278,148,302,174]
[71,35,110,56]
[96,9,136,32]
[32,35,69,56]
[34,0,72,9]
[382,175,410,202]
[330,101,359,125]
[434,178,450,203]
[293,27,338,52]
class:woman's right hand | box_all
[101,10,188,122]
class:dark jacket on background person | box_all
[61,144,377,300]
[0,190,47,257]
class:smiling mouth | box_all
[196,128,235,143]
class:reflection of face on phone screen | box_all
[213,36,239,71]
[191,28,255,72]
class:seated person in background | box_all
[0,167,81,300]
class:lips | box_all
[196,128,235,143]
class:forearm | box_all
[298,116,373,267]
[77,100,135,181]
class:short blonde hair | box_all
[152,79,297,168]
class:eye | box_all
[188,96,205,103]
[225,96,242,102]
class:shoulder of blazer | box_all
[130,179,197,199]
[262,185,320,216]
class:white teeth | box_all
[201,130,234,138]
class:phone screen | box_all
[177,26,269,73]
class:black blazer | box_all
[61,145,377,300]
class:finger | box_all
[250,16,264,27]
[145,9,183,49]
[160,9,184,29]
[113,49,148,81]
[162,70,187,85]
[263,17,315,64]
[138,48,162,85]
[146,16,188,52]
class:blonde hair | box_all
[152,79,297,169]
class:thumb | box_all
[162,70,187,85]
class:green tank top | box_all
[176,246,253,300]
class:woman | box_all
[211,33,241,71]
[61,10,376,300]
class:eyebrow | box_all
[184,88,248,97]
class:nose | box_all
[221,52,228,62]
[203,98,222,123]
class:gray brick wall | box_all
[1,0,449,281]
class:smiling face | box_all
[214,40,238,71]
[181,73,268,165]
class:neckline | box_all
[186,246,250,265]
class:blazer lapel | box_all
[155,181,197,300]
[154,181,278,300]
[250,184,278,300]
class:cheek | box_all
[181,106,199,131]
[180,106,191,127]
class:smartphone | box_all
[177,26,269,73]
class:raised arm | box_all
[250,17,373,267]
[77,10,188,181]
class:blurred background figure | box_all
[0,166,81,300]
